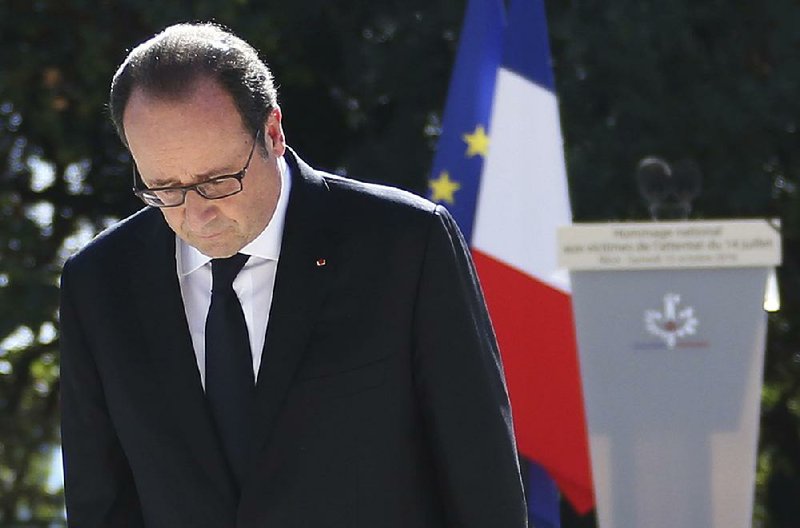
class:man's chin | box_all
[185,235,243,259]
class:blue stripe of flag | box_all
[502,0,556,91]
[526,458,561,528]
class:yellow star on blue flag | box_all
[463,125,490,158]
[429,171,461,204]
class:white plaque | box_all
[558,219,781,270]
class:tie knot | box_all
[211,253,250,291]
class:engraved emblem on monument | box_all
[644,293,699,349]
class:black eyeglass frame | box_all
[132,129,262,208]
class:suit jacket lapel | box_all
[129,212,238,506]
[250,150,336,462]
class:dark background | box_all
[0,0,798,526]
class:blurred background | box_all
[0,0,798,526]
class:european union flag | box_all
[428,0,504,243]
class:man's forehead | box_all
[127,76,224,114]
[122,78,242,142]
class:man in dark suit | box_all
[60,23,527,528]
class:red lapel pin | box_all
[316,258,327,267]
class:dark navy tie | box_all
[205,253,254,491]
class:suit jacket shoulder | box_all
[63,206,166,279]
[291,151,443,239]
[322,171,436,215]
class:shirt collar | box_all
[177,154,292,276]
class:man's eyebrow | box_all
[147,176,180,187]
[147,165,240,187]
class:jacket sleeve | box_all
[60,258,145,527]
[412,205,528,527]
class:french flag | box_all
[428,0,594,525]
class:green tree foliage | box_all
[0,0,798,526]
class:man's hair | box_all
[109,23,277,146]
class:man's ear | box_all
[265,106,286,157]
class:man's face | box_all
[123,78,285,258]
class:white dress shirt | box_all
[176,156,292,388]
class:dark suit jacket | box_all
[60,150,527,528]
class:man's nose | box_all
[183,190,217,227]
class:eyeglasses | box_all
[132,130,262,208]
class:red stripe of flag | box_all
[472,249,594,514]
